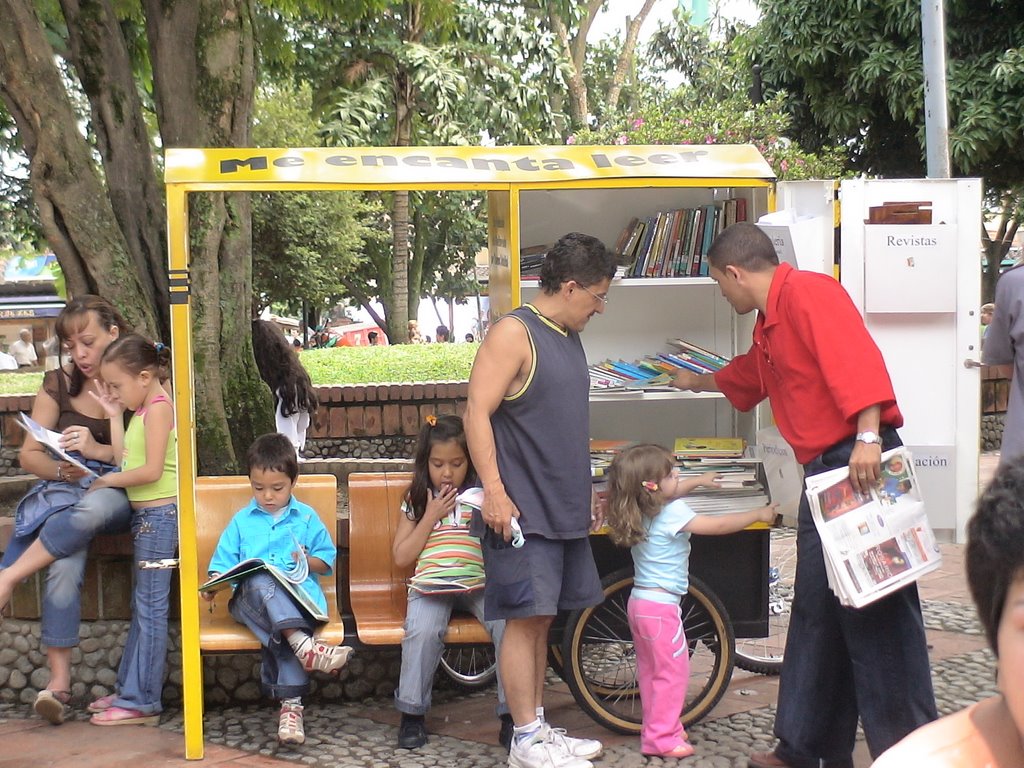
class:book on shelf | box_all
[677,456,771,516]
[866,201,933,225]
[673,436,746,459]
[610,198,749,279]
[200,559,328,623]
[667,338,731,368]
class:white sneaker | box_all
[508,729,593,768]
[540,723,603,761]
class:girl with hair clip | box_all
[391,414,511,750]
[605,444,776,759]
[251,319,317,457]
[85,334,177,726]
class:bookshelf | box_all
[498,152,776,450]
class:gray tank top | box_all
[492,304,591,539]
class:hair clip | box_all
[425,414,437,427]
[641,481,659,492]
[154,342,166,353]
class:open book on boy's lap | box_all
[200,559,328,623]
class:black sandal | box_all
[34,689,72,725]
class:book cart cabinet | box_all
[164,145,777,755]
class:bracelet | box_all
[55,465,65,482]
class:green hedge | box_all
[0,343,479,395]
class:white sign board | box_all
[863,225,957,313]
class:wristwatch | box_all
[856,430,882,445]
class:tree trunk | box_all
[549,0,603,129]
[0,0,158,336]
[144,0,272,472]
[605,0,657,116]
[59,0,170,343]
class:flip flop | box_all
[87,694,118,713]
[90,706,160,726]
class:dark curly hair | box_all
[537,232,616,294]
[251,320,318,418]
[968,456,1024,655]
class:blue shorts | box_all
[480,529,603,621]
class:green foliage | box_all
[755,0,1024,300]
[0,372,42,395]
[297,343,478,384]
[570,93,847,181]
[250,84,384,319]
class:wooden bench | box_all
[347,471,491,646]
[195,475,347,652]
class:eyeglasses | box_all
[575,282,609,305]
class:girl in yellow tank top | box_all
[85,334,178,726]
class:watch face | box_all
[858,431,880,444]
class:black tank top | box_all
[491,305,591,539]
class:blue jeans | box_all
[113,503,178,715]
[395,589,508,717]
[229,571,314,699]
[1,487,131,648]
[773,429,937,766]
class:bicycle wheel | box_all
[440,644,498,689]
[560,568,735,734]
[735,526,796,675]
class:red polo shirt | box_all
[714,263,902,464]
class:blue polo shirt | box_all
[208,496,336,613]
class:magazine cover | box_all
[805,447,941,608]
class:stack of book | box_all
[589,438,634,478]
[612,198,748,279]
[677,454,772,516]
[589,340,730,392]
[666,338,730,374]
[520,244,552,277]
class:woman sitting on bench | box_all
[0,296,133,725]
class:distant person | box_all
[985,265,1024,467]
[408,320,423,344]
[252,320,318,458]
[203,433,352,745]
[10,328,38,367]
[435,325,451,343]
[43,333,61,371]
[872,456,1024,767]
[368,331,379,346]
[981,302,995,351]
[465,333,475,343]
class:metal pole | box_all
[921,0,951,178]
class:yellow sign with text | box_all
[165,145,775,187]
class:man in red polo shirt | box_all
[671,223,937,768]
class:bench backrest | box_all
[195,474,344,651]
[348,471,490,646]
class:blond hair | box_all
[605,444,674,548]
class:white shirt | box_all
[8,339,36,366]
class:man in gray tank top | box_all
[466,232,615,768]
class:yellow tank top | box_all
[123,395,177,502]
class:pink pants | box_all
[628,595,690,755]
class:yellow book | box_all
[673,436,746,459]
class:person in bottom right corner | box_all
[872,456,1024,767]
[605,444,777,759]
